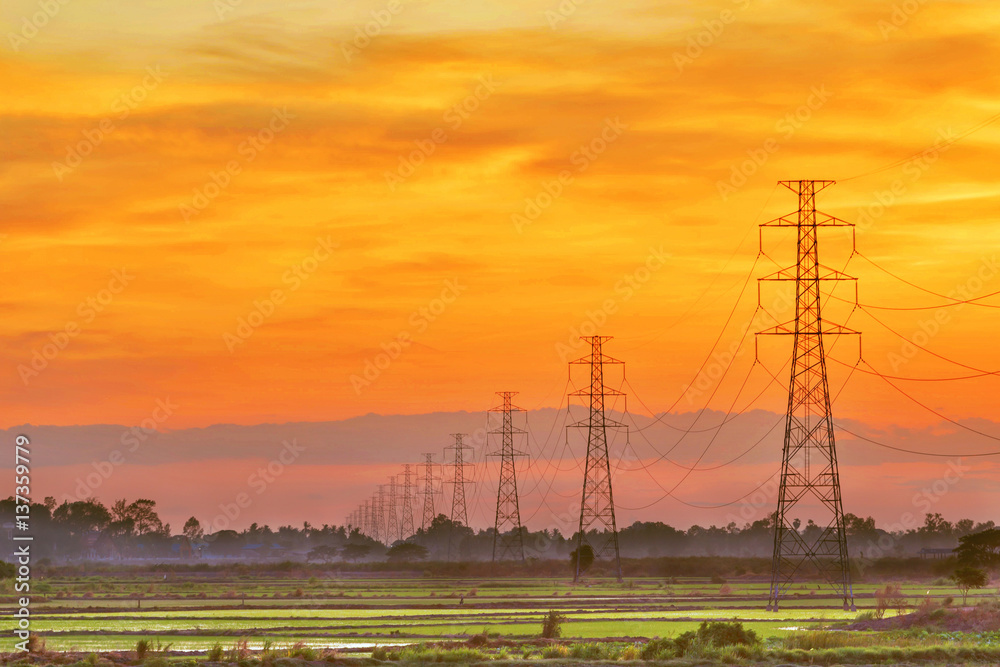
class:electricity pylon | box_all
[374,487,386,545]
[361,500,370,537]
[401,464,416,538]
[445,434,474,527]
[419,453,441,530]
[444,434,474,561]
[569,336,626,582]
[757,180,857,611]
[386,476,400,544]
[488,391,527,562]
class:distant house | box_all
[919,547,954,560]
[169,536,194,558]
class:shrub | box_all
[875,583,908,619]
[206,644,223,661]
[695,620,759,648]
[287,642,317,660]
[135,639,152,661]
[541,645,569,659]
[618,644,640,660]
[710,574,727,584]
[542,610,564,638]
[640,638,678,660]
[569,643,606,660]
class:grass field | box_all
[0,571,981,654]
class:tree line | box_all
[2,495,993,563]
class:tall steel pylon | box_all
[374,487,386,545]
[444,434,474,562]
[569,336,626,582]
[488,391,527,562]
[361,500,370,538]
[758,180,857,611]
[419,453,441,530]
[386,476,400,544]
[401,464,416,538]
[445,434,474,527]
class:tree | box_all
[570,544,595,575]
[341,544,372,562]
[951,566,989,605]
[307,545,339,563]
[386,543,429,563]
[183,517,204,540]
[956,528,1000,567]
[52,500,111,537]
[541,610,564,638]
[129,499,165,535]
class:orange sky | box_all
[3,2,1000,468]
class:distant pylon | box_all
[419,453,440,530]
[401,464,416,538]
[374,488,386,545]
[445,434,474,561]
[445,433,474,527]
[757,180,857,611]
[361,500,370,537]
[569,336,626,582]
[386,476,400,544]
[488,391,527,562]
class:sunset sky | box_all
[3,0,1000,529]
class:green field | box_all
[0,572,972,654]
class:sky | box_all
[2,0,1000,530]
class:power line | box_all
[858,305,998,375]
[838,108,1000,182]
[857,252,1000,308]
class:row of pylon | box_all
[343,180,856,607]
[343,392,531,562]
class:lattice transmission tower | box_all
[386,476,400,544]
[445,434,474,527]
[569,336,626,582]
[488,391,527,562]
[401,464,416,538]
[361,500,370,538]
[419,453,441,530]
[374,487,386,545]
[757,180,857,611]
[445,434,474,561]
